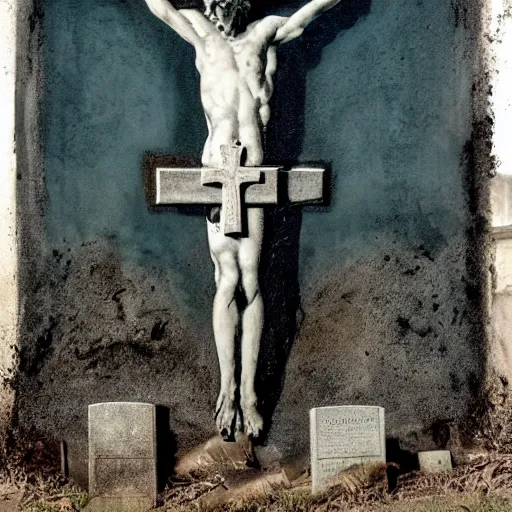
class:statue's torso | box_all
[196,24,278,166]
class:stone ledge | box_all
[494,237,512,293]
[493,225,512,240]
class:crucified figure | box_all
[144,0,341,440]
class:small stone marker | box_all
[86,402,157,512]
[418,450,452,473]
[310,406,385,493]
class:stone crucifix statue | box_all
[144,0,341,440]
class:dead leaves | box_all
[160,472,226,507]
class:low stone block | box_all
[310,406,385,494]
[418,450,452,473]
[86,402,157,512]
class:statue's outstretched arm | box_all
[145,0,204,48]
[273,0,342,44]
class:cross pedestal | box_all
[151,144,325,236]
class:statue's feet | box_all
[241,403,263,439]
[215,393,236,441]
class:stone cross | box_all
[153,143,325,235]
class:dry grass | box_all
[164,491,512,512]
[20,477,88,512]
[0,432,87,511]
[158,455,512,512]
[5,444,512,512]
[395,454,512,500]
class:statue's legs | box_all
[207,207,264,440]
[207,212,240,440]
[239,208,264,438]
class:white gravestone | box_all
[86,402,157,512]
[310,406,386,493]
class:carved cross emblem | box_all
[201,144,263,235]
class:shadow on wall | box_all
[256,0,372,440]
[155,406,176,491]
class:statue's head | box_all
[204,0,252,37]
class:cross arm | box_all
[200,168,226,186]
[155,167,279,205]
[283,167,325,204]
[154,167,325,205]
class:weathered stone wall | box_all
[481,0,512,451]
[0,0,46,444]
[14,0,491,486]
[0,0,19,442]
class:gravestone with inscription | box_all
[86,402,157,512]
[310,406,385,493]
